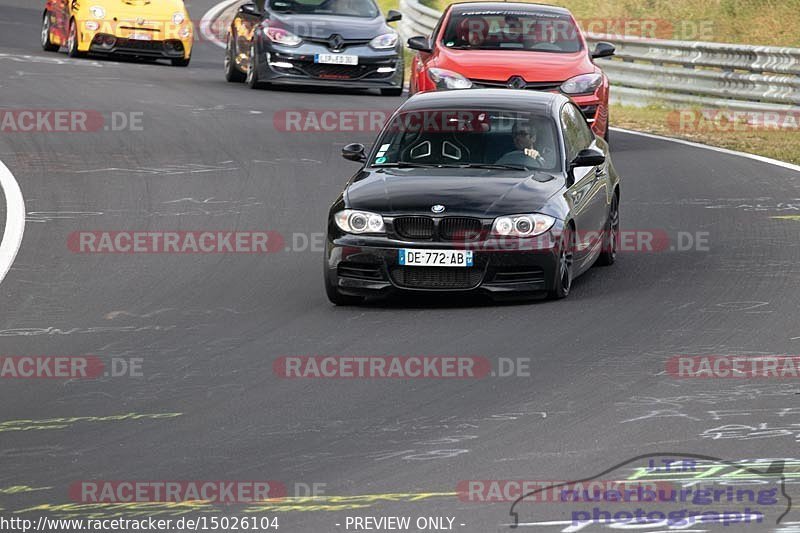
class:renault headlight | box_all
[263,25,303,47]
[560,73,603,95]
[427,68,473,90]
[89,5,105,18]
[369,32,398,50]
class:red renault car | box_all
[408,2,615,139]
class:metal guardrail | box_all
[398,0,800,112]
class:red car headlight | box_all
[561,73,603,95]
[427,68,473,90]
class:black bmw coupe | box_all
[324,89,621,304]
[224,0,404,95]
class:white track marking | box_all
[612,127,800,174]
[0,159,26,286]
[200,0,241,49]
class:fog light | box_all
[269,61,294,69]
[103,35,116,46]
[377,67,396,73]
[93,34,104,44]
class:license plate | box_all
[399,249,473,267]
[128,33,152,41]
[314,54,358,65]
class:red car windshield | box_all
[441,10,583,53]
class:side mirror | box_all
[342,143,367,163]
[591,41,615,59]
[239,2,261,15]
[570,147,606,169]
[386,9,402,23]
[407,35,432,53]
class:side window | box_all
[560,104,594,163]
[432,9,447,42]
[560,105,580,163]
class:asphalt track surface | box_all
[1,1,799,532]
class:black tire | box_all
[547,229,575,300]
[325,275,364,306]
[224,34,246,82]
[41,12,59,52]
[67,19,85,58]
[596,192,619,266]
[381,87,403,96]
[172,56,191,67]
[246,46,265,89]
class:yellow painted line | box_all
[13,492,458,517]
[771,215,800,220]
[0,486,52,494]
[0,413,182,433]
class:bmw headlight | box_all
[89,5,105,18]
[263,25,303,47]
[427,68,473,90]
[334,210,385,234]
[491,214,555,237]
[560,73,603,95]
[369,32,398,50]
[172,12,186,25]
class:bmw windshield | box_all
[370,110,562,172]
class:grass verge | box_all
[611,105,800,165]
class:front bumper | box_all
[325,233,563,299]
[254,41,403,89]
[77,20,193,59]
[88,34,189,58]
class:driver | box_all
[495,122,549,167]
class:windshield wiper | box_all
[372,162,444,168]
[452,163,533,171]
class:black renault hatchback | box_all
[324,89,621,304]
[224,0,404,95]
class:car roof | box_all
[400,89,570,116]
[448,2,573,16]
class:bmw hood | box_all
[345,169,563,217]
[269,13,390,40]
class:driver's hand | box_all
[524,147,541,159]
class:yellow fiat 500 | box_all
[41,0,193,66]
